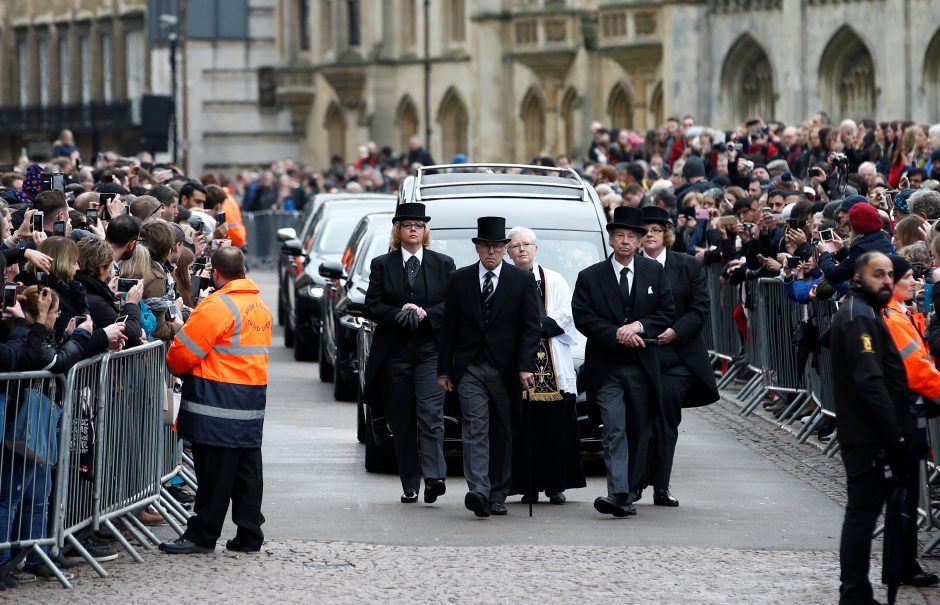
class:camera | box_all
[831,153,848,167]
[912,263,928,281]
[743,160,755,173]
[742,222,755,230]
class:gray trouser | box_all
[595,362,654,496]
[385,339,447,493]
[457,360,513,504]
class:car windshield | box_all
[314,216,361,254]
[428,229,605,288]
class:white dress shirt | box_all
[610,256,643,334]
[401,246,424,266]
[478,261,502,292]
[642,247,668,268]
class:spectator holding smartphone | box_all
[75,237,143,347]
[817,198,894,287]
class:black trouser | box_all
[183,443,265,549]
[839,444,922,604]
[646,365,694,491]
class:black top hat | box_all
[606,206,647,235]
[472,216,510,244]
[640,206,671,226]
[393,202,431,223]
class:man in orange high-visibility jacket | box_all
[159,246,272,555]
[221,188,246,250]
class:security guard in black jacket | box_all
[831,251,921,605]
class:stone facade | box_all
[272,0,940,168]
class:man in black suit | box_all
[638,206,719,507]
[363,202,456,504]
[438,216,541,518]
[572,205,675,517]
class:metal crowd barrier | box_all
[0,342,185,589]
[243,210,300,268]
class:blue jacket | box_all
[784,270,823,304]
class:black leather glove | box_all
[394,309,419,331]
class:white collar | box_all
[643,248,667,267]
[479,261,503,278]
[610,255,635,274]
[401,246,423,264]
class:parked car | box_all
[318,212,393,403]
[356,164,609,471]
[279,195,395,362]
[276,193,395,327]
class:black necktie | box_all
[482,271,495,314]
[405,255,419,288]
[619,266,631,302]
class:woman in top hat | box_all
[505,225,586,505]
[572,205,675,518]
[363,203,456,504]
[637,206,718,507]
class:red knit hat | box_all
[848,202,882,234]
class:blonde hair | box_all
[37,236,79,281]
[119,242,153,280]
[389,223,432,249]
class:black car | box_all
[279,195,395,362]
[318,212,393,403]
[276,193,394,328]
[355,164,609,471]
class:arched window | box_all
[607,83,633,130]
[520,87,545,161]
[649,81,664,128]
[396,96,419,154]
[925,29,940,122]
[324,102,346,161]
[818,26,876,120]
[437,87,468,162]
[560,87,578,157]
[720,35,774,124]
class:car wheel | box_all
[356,384,366,444]
[284,310,295,348]
[318,333,335,382]
[364,407,395,473]
[333,368,356,402]
[294,327,317,362]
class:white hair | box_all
[508,226,537,244]
[649,179,674,195]
[929,124,940,140]
[858,161,876,174]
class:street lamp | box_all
[159,13,179,165]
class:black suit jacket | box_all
[572,255,675,415]
[363,248,456,396]
[437,261,541,397]
[661,250,719,408]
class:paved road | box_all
[10,269,936,604]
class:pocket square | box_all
[647,286,654,295]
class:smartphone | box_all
[166,306,178,320]
[35,271,48,286]
[216,212,226,225]
[191,260,207,275]
[115,314,128,324]
[122,205,130,216]
[681,207,695,219]
[191,275,204,301]
[820,229,835,242]
[117,278,138,293]
[718,215,738,227]
[86,208,98,223]
[694,208,710,221]
[786,256,801,269]
[756,254,767,263]
[51,173,65,192]
[2,284,16,318]
[52,220,66,236]
[32,211,44,232]
[72,314,88,327]
[786,218,800,230]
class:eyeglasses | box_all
[399,222,426,231]
[480,243,505,251]
[507,242,536,251]
[645,228,664,234]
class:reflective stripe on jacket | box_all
[882,299,940,402]
[167,278,272,447]
[222,192,246,249]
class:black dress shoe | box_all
[159,537,214,554]
[653,489,679,507]
[593,494,637,518]
[630,489,643,503]
[521,493,539,504]
[424,479,446,504]
[225,539,261,553]
[490,502,508,515]
[547,492,566,505]
[401,491,419,503]
[900,571,940,587]
[464,492,490,518]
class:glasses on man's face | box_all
[507,242,536,251]
[481,243,505,252]
[400,222,426,231]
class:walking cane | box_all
[524,389,533,517]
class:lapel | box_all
[599,255,625,320]
[487,261,513,319]
[468,262,486,328]
[389,248,405,299]
[632,257,651,315]
[420,248,437,296]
